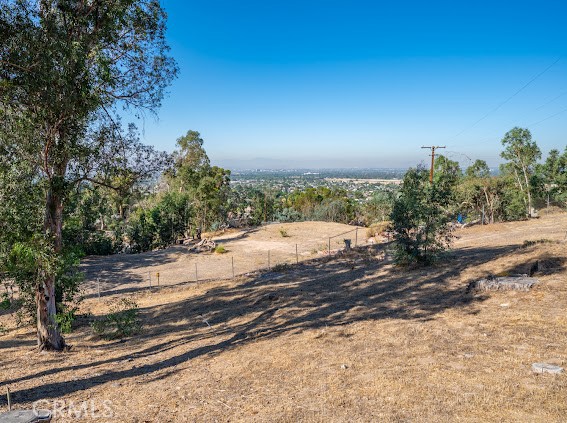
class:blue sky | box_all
[132,0,567,169]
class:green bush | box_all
[55,305,78,334]
[0,293,11,310]
[391,167,455,265]
[214,244,226,254]
[91,298,141,340]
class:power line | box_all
[447,57,563,141]
[527,107,567,127]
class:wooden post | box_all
[97,278,101,299]
[232,256,235,278]
[296,244,298,264]
[156,272,160,286]
[195,263,198,282]
[148,271,151,289]
[328,237,331,255]
[355,227,358,246]
[7,386,11,411]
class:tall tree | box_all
[460,160,502,224]
[0,0,177,350]
[500,127,541,218]
[540,147,567,207]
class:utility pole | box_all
[421,146,446,183]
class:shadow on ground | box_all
[5,243,526,403]
[79,247,182,296]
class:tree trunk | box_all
[37,184,66,351]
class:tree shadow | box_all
[4,244,517,404]
[211,227,260,244]
[79,246,183,295]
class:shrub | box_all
[272,263,291,272]
[279,228,289,237]
[214,244,226,254]
[91,298,141,340]
[0,293,11,310]
[366,221,391,238]
[55,305,78,334]
[391,167,455,265]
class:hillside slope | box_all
[1,213,566,422]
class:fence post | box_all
[148,271,151,289]
[232,256,235,278]
[296,244,298,264]
[97,278,101,299]
[328,237,331,255]
[195,263,198,282]
[355,227,358,246]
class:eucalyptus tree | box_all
[500,127,541,218]
[0,0,177,350]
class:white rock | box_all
[532,363,564,374]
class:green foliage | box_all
[361,190,396,225]
[214,245,227,254]
[391,166,455,265]
[0,292,11,310]
[55,305,78,334]
[500,127,541,217]
[4,237,84,326]
[539,147,567,207]
[279,228,290,237]
[91,298,141,340]
[126,191,193,252]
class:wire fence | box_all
[84,225,373,299]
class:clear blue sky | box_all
[133,0,567,169]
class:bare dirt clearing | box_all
[79,221,369,297]
[1,214,567,422]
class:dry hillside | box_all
[1,212,567,422]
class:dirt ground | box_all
[1,213,567,422]
[79,221,369,297]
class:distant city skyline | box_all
[131,0,566,169]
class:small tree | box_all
[391,166,454,265]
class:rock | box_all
[0,410,52,422]
[340,364,348,370]
[532,363,564,374]
[469,276,538,292]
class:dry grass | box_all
[1,214,567,422]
